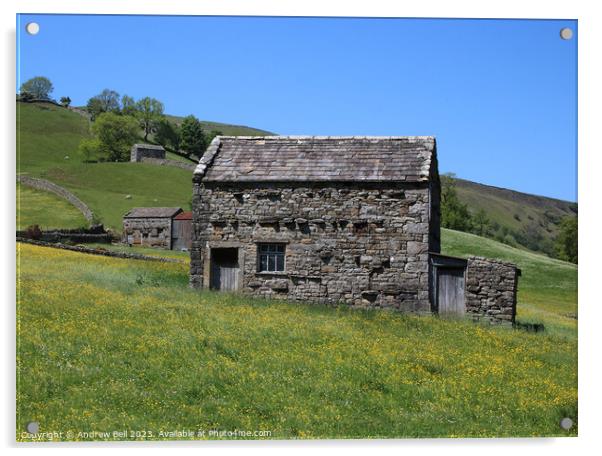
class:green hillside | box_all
[164,114,274,136]
[17,102,92,173]
[442,228,577,337]
[453,178,577,255]
[17,102,193,231]
[17,242,577,439]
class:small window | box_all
[258,243,285,272]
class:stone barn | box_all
[123,207,183,249]
[190,136,520,324]
[130,143,166,162]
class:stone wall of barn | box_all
[190,180,440,312]
[130,145,166,162]
[465,257,520,324]
[122,217,172,249]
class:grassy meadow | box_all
[84,242,190,261]
[16,183,88,230]
[17,241,577,440]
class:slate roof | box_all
[124,207,182,218]
[195,136,436,183]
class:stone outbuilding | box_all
[123,207,191,250]
[130,144,166,162]
[190,136,520,324]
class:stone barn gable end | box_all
[190,136,519,323]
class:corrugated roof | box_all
[124,207,182,218]
[174,211,192,220]
[195,136,436,183]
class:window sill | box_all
[255,271,288,277]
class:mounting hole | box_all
[25,22,40,35]
[560,417,573,430]
[560,28,573,40]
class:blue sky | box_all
[17,14,577,201]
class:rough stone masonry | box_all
[465,257,520,324]
[189,136,519,323]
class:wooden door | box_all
[171,220,187,250]
[437,267,465,315]
[210,248,239,291]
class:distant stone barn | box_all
[190,136,520,324]
[130,143,166,162]
[123,207,192,250]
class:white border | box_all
[2,1,600,455]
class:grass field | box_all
[442,229,577,338]
[17,240,577,440]
[84,242,190,261]
[16,184,88,231]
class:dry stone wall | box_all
[465,257,520,324]
[140,157,196,172]
[190,180,439,312]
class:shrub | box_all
[25,224,42,240]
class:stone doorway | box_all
[436,267,466,315]
[209,248,240,291]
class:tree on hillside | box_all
[91,112,139,162]
[59,96,71,107]
[20,76,54,100]
[555,215,577,263]
[180,115,206,157]
[87,89,121,120]
[135,97,164,141]
[154,118,181,151]
[78,138,102,163]
[471,208,490,237]
[121,95,137,116]
[440,173,473,232]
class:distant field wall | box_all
[17,175,94,223]
[139,157,196,172]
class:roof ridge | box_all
[217,135,435,140]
